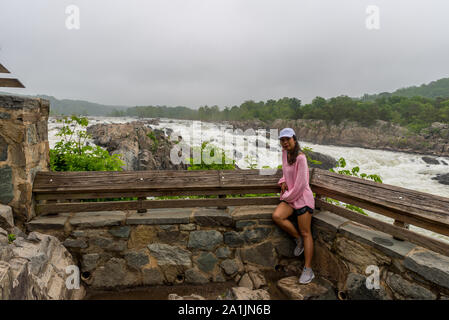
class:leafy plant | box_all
[326,156,383,215]
[50,115,124,172]
[147,131,159,152]
[8,234,16,244]
[187,141,236,171]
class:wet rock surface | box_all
[86,122,187,171]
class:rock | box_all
[0,261,12,300]
[87,122,187,171]
[223,231,245,247]
[0,231,85,299]
[188,230,223,251]
[108,226,131,238]
[148,243,192,267]
[307,151,338,170]
[194,252,218,273]
[0,204,14,230]
[91,258,138,289]
[168,293,206,300]
[403,248,449,289]
[192,208,233,227]
[185,268,209,284]
[180,223,196,231]
[90,236,127,252]
[63,238,88,249]
[124,250,150,270]
[142,267,164,285]
[238,273,254,289]
[239,241,277,268]
[344,273,391,300]
[235,220,257,231]
[215,246,232,259]
[82,253,100,272]
[432,173,449,186]
[0,165,14,204]
[386,272,436,300]
[273,236,296,258]
[277,276,336,300]
[226,287,270,300]
[249,271,267,289]
[335,236,391,271]
[422,156,440,165]
[242,227,272,244]
[220,259,240,276]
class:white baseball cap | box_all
[279,128,295,139]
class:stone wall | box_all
[0,94,50,225]
[26,206,449,299]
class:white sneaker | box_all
[294,237,304,256]
[299,267,315,284]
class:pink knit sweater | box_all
[278,150,315,210]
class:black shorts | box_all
[281,200,314,217]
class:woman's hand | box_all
[281,182,288,194]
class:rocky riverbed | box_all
[224,119,449,158]
[85,121,337,172]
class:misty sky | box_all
[1,0,449,108]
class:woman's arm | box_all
[280,154,308,202]
[278,176,285,186]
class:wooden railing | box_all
[32,168,449,255]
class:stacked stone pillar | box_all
[0,94,50,225]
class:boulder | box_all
[277,276,336,300]
[168,293,205,300]
[0,205,14,231]
[224,287,270,300]
[0,231,85,299]
[344,273,391,300]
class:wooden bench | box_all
[32,168,449,255]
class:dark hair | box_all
[287,135,302,165]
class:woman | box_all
[272,128,315,284]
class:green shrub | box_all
[50,115,124,172]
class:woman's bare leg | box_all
[297,212,313,268]
[272,202,301,239]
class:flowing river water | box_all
[48,116,449,243]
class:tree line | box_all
[109,95,449,133]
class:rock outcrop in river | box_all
[87,122,187,171]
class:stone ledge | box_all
[191,208,233,226]
[339,221,416,259]
[26,215,69,231]
[126,209,192,225]
[312,210,349,233]
[70,211,126,228]
[230,206,275,221]
[403,248,449,290]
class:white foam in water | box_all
[48,116,449,243]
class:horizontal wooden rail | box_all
[35,197,281,215]
[315,199,449,257]
[33,168,449,239]
[311,170,449,237]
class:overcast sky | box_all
[1,0,449,108]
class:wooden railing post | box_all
[137,197,147,213]
[393,220,409,241]
[217,194,227,210]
